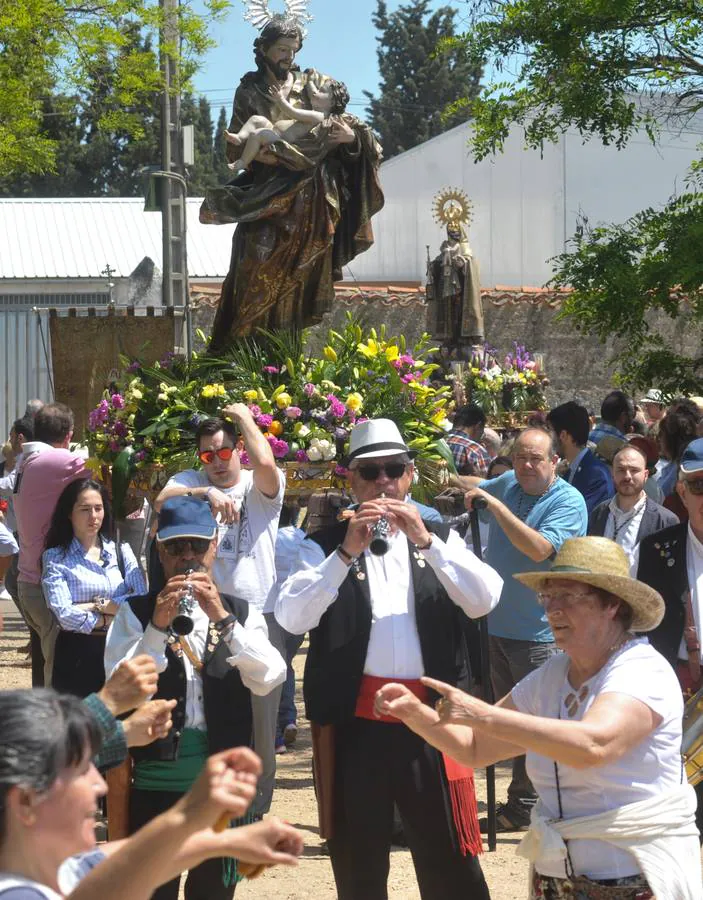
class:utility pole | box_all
[159,0,186,310]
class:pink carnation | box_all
[327,394,346,418]
[303,383,316,397]
[268,437,289,459]
[256,414,273,428]
[238,449,251,466]
[248,404,262,417]
[111,393,125,409]
[284,406,302,419]
[263,366,279,374]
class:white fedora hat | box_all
[344,418,415,466]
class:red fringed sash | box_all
[355,674,483,857]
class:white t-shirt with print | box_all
[167,468,285,613]
[512,637,684,881]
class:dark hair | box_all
[279,501,300,529]
[11,415,33,442]
[488,455,513,478]
[547,401,589,447]
[659,408,698,462]
[0,689,101,845]
[195,417,237,446]
[600,390,634,426]
[326,79,349,114]
[33,402,74,445]
[593,588,634,631]
[453,404,486,430]
[253,17,303,73]
[669,397,701,421]
[515,424,560,459]
[45,478,113,552]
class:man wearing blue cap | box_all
[106,496,286,900]
[634,437,703,838]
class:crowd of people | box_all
[0,386,701,899]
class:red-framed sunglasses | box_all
[198,447,235,465]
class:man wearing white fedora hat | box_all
[275,418,503,900]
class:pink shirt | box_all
[15,446,87,584]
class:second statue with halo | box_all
[202,0,385,349]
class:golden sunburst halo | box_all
[432,188,473,229]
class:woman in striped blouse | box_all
[42,478,146,696]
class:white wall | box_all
[343,117,703,287]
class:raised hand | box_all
[99,655,159,715]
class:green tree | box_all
[448,0,703,392]
[0,0,227,177]
[213,106,231,183]
[364,0,482,158]
[182,93,218,195]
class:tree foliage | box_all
[446,0,703,391]
[0,0,227,177]
[364,0,482,158]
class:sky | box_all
[191,0,469,122]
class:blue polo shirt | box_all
[479,471,588,642]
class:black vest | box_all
[636,522,688,669]
[304,520,475,725]
[128,592,253,762]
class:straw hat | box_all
[513,537,664,632]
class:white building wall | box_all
[343,118,702,287]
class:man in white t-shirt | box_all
[155,404,285,815]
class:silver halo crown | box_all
[242,0,313,36]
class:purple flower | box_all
[109,440,121,452]
[295,449,309,462]
[334,427,347,440]
[188,413,205,428]
[134,450,146,463]
[356,416,369,424]
[268,437,289,458]
[111,393,125,409]
[391,359,403,370]
[113,421,128,437]
[256,414,273,428]
[263,366,279,374]
[127,361,140,373]
[401,373,414,384]
[399,354,415,367]
[238,450,251,466]
[248,404,262,417]
[327,394,346,418]
[376,376,389,384]
[285,406,302,419]
[334,465,349,477]
[303,383,316,397]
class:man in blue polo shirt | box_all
[464,424,587,831]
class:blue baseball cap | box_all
[156,496,218,543]
[680,438,703,476]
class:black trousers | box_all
[130,787,236,900]
[327,717,490,900]
[52,630,106,698]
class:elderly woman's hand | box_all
[374,683,427,723]
[421,677,493,727]
[180,747,262,832]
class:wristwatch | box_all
[214,614,237,633]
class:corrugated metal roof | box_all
[0,197,235,280]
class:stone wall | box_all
[190,285,702,413]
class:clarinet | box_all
[369,492,391,556]
[171,569,197,636]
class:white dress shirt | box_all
[275,528,503,679]
[604,494,647,560]
[105,599,286,731]
[683,525,703,663]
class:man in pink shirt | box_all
[14,402,87,685]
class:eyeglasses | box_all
[354,462,408,482]
[161,538,212,556]
[537,589,596,609]
[683,478,703,495]
[198,447,234,465]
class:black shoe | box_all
[479,802,531,833]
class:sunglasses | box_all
[161,537,212,556]
[684,478,703,495]
[354,462,408,482]
[198,447,234,465]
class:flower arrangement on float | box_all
[461,342,549,420]
[85,315,455,507]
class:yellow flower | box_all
[201,383,226,399]
[323,346,338,363]
[130,389,143,401]
[384,345,399,362]
[275,392,292,409]
[157,393,169,403]
[356,339,379,358]
[346,392,363,413]
[85,457,102,474]
[243,390,258,402]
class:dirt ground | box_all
[0,606,529,899]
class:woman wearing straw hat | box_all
[375,537,702,899]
